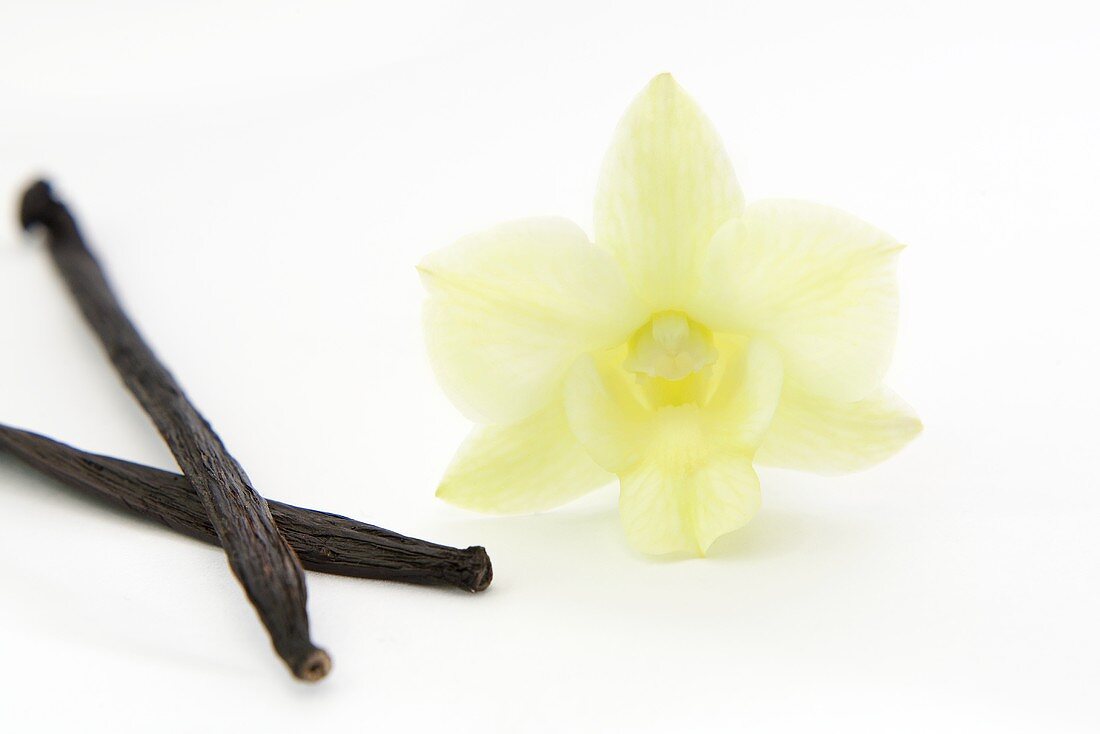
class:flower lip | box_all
[622,312,718,382]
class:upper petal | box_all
[692,199,902,402]
[436,399,613,514]
[756,385,922,475]
[420,217,649,424]
[594,74,744,310]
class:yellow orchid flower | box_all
[419,73,921,555]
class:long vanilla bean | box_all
[0,424,492,591]
[20,181,328,681]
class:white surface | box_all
[1,1,1097,731]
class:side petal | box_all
[693,200,902,402]
[756,385,923,475]
[595,74,744,310]
[703,336,785,453]
[436,400,613,514]
[562,347,653,475]
[420,217,649,424]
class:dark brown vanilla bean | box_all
[0,424,492,592]
[20,181,328,681]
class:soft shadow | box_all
[443,506,621,548]
[705,508,872,561]
[435,502,874,569]
[435,505,630,582]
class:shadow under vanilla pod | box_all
[13,181,491,681]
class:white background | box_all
[1,1,1097,731]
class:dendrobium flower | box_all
[419,74,921,555]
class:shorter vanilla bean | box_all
[0,424,492,592]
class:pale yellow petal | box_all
[420,217,649,424]
[619,453,761,556]
[756,385,922,475]
[692,200,902,402]
[595,74,744,310]
[564,337,782,554]
[702,336,785,452]
[436,400,613,514]
[564,337,783,474]
[561,348,652,475]
[689,457,761,553]
[617,458,693,555]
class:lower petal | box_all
[436,401,613,513]
[691,457,762,552]
[564,337,784,475]
[755,385,922,475]
[619,453,761,555]
[566,338,781,555]
[618,460,693,555]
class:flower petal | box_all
[756,385,922,475]
[616,459,690,554]
[436,400,613,513]
[420,217,649,423]
[560,346,653,474]
[595,74,744,310]
[692,199,902,402]
[703,336,785,453]
[564,338,784,474]
[619,454,761,555]
[565,337,782,554]
[690,458,762,552]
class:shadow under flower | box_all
[703,508,872,561]
[437,493,873,568]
